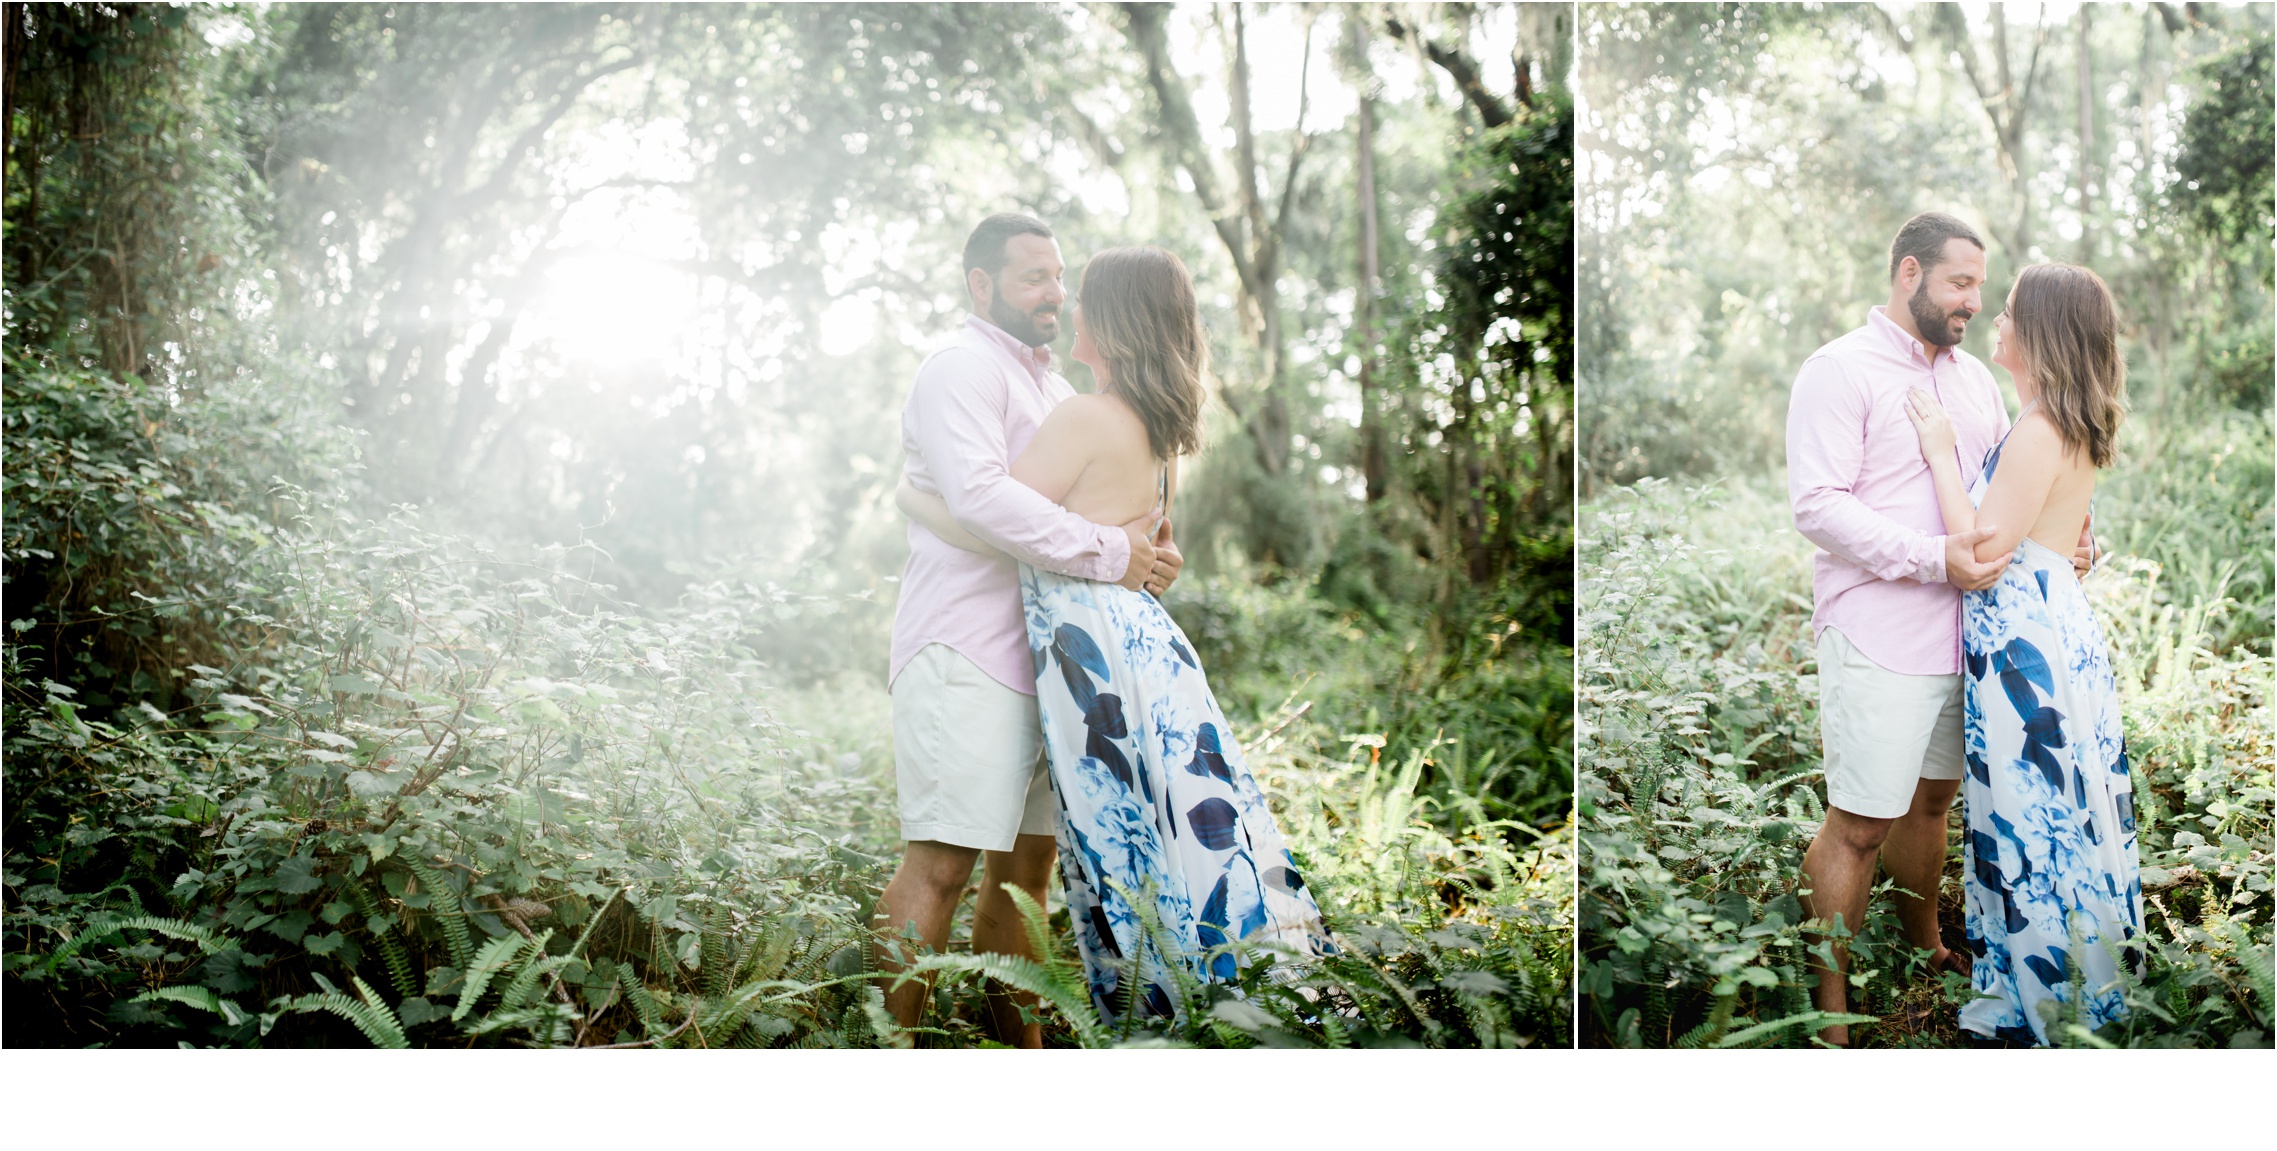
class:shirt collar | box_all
[1867,305,1955,366]
[966,313,1053,376]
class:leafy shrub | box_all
[1169,564,1572,830]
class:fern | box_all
[132,985,247,1027]
[494,943,565,1014]
[618,965,665,1040]
[858,984,909,1049]
[283,975,409,1049]
[700,904,732,999]
[1004,882,1108,1017]
[352,881,417,1000]
[47,915,233,971]
[647,913,669,978]
[741,924,793,986]
[407,859,473,971]
[453,933,533,1022]
[1674,990,1737,1049]
[2222,918,2276,1029]
[1714,1009,1877,1048]
[462,1003,574,1044]
[896,950,1110,1049]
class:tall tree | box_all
[1120,2,1314,485]
[1934,2,2052,265]
[1345,6,1388,504]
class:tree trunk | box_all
[1350,11,1386,504]
[1224,4,1291,477]
[1515,2,1574,105]
[1938,3,2048,267]
[2077,6,2094,259]
[1120,1,1297,480]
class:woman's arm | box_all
[895,477,1002,557]
[1903,388,1979,544]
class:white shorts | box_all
[891,644,1055,852]
[1817,626,1965,820]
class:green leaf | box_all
[274,855,322,895]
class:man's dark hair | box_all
[1887,212,1986,281]
[963,213,1054,279]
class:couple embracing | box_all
[1788,212,2141,1047]
[874,213,1333,1045]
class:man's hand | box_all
[1945,526,2011,591]
[2072,523,2097,582]
[1116,518,1158,593]
[1144,518,1184,596]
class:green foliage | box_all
[1578,477,2272,1048]
[2174,21,2275,249]
[1169,566,1571,830]
[2170,16,2277,412]
[1394,92,1574,587]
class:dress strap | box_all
[2003,399,2040,447]
[1154,465,1168,519]
[2086,497,2100,570]
[1981,398,2040,474]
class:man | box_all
[1785,211,2088,1046]
[876,213,1181,1047]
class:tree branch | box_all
[1264,10,1318,278]
[1385,12,1510,128]
[1120,2,1265,303]
[455,51,644,215]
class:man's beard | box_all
[1909,278,1972,348]
[987,285,1059,347]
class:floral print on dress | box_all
[1020,564,1334,1021]
[1959,438,2143,1046]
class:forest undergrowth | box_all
[1,429,1571,1048]
[1577,441,2274,1049]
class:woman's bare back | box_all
[2008,409,2096,558]
[1012,391,1175,526]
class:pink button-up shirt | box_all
[1787,306,2010,676]
[890,315,1131,695]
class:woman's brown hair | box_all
[1077,246,1207,460]
[2008,262,2127,468]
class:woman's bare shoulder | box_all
[1045,391,1149,442]
[2004,407,2091,477]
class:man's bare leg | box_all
[1798,806,1895,1046]
[972,833,1055,1048]
[875,839,981,1030]
[1883,777,1969,976]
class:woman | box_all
[1903,262,2141,1046]
[898,246,1333,1022]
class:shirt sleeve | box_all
[905,349,1131,581]
[1786,354,1948,584]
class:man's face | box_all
[974,234,1066,347]
[1904,238,1987,348]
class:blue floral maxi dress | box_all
[1959,431,2143,1045]
[1019,489,1334,1021]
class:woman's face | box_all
[1990,286,2023,378]
[1070,297,1101,375]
